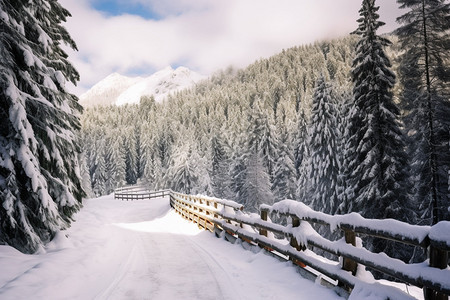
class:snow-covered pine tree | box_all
[124,128,138,184]
[293,109,308,179]
[396,0,450,224]
[294,108,311,202]
[306,76,340,214]
[258,106,278,181]
[144,153,163,190]
[166,129,211,194]
[210,130,232,199]
[229,130,248,204]
[79,151,93,199]
[156,121,174,176]
[272,123,296,202]
[241,150,273,213]
[106,131,126,191]
[349,0,411,218]
[336,92,355,214]
[0,0,84,252]
[141,120,162,189]
[138,121,153,185]
[348,0,414,259]
[239,100,274,212]
[92,141,107,197]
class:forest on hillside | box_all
[80,36,359,208]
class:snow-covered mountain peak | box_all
[79,66,205,107]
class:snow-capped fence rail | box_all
[169,191,450,300]
[169,191,244,232]
[114,185,170,201]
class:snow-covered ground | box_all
[0,195,345,300]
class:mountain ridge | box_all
[79,66,205,107]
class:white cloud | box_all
[60,0,402,96]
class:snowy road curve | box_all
[0,195,344,300]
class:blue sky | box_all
[90,0,161,20]
[60,0,403,96]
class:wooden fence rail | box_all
[114,185,170,201]
[168,191,450,300]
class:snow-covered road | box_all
[0,195,344,300]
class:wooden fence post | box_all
[342,229,358,275]
[424,246,448,300]
[257,209,268,249]
[260,210,268,237]
[290,217,303,251]
[289,217,306,268]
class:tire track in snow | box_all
[186,236,243,300]
[94,236,139,300]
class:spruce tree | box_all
[0,0,84,252]
[210,131,231,199]
[258,110,278,181]
[348,0,414,258]
[166,134,210,194]
[348,0,411,218]
[294,108,308,179]
[337,94,355,214]
[295,109,310,202]
[396,0,450,224]
[106,132,126,191]
[79,151,93,199]
[272,123,296,202]
[229,135,247,203]
[124,128,138,184]
[92,141,107,197]
[307,76,340,214]
[240,101,274,212]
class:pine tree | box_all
[106,132,126,191]
[256,104,278,181]
[272,124,296,202]
[0,0,84,252]
[294,109,308,179]
[124,128,138,184]
[347,0,414,259]
[241,150,273,212]
[396,0,450,224]
[229,134,247,203]
[307,76,340,214]
[337,93,355,214]
[92,142,107,197]
[79,151,93,199]
[144,153,163,190]
[294,109,310,202]
[240,101,274,212]
[210,130,232,199]
[166,136,209,194]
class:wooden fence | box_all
[169,191,450,300]
[114,185,170,201]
